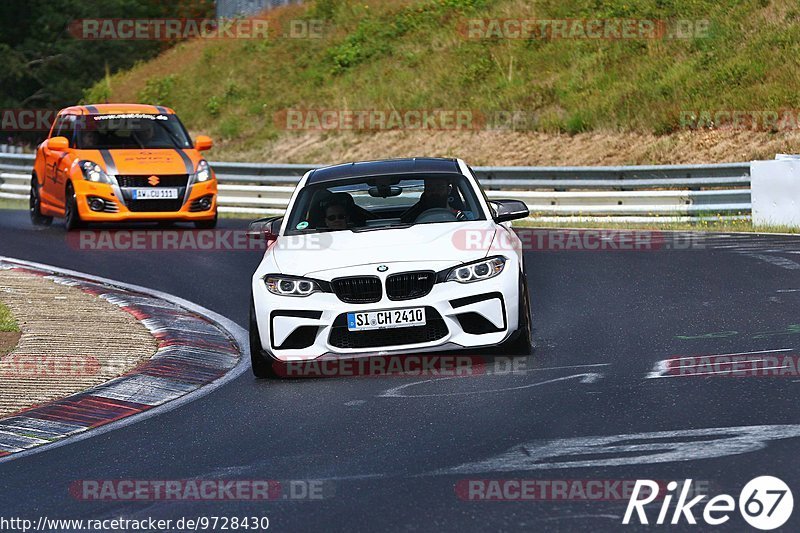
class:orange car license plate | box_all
[131,188,179,200]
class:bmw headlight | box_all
[192,160,211,183]
[264,275,324,297]
[445,257,506,283]
[78,160,112,184]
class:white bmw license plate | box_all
[347,308,426,331]
[131,188,179,200]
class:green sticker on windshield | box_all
[296,221,309,230]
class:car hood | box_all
[80,148,197,175]
[272,220,498,277]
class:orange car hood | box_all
[82,149,197,176]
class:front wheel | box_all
[30,179,53,226]
[498,276,532,356]
[64,183,85,232]
[250,298,283,379]
[194,212,218,230]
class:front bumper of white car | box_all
[252,259,522,362]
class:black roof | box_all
[307,158,460,184]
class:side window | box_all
[60,115,76,147]
[51,116,67,139]
[52,115,77,147]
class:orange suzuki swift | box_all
[31,103,218,230]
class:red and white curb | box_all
[0,256,248,463]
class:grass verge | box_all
[0,199,26,211]
[0,302,18,332]
[0,301,20,357]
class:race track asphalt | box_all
[1,209,800,532]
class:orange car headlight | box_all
[78,160,112,184]
[192,160,211,183]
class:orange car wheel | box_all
[194,212,218,230]
[64,182,86,232]
[30,178,53,226]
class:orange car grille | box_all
[127,199,184,212]
[117,175,190,188]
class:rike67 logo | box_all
[624,476,793,530]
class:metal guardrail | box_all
[0,144,25,154]
[0,153,752,221]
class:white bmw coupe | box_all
[249,158,531,378]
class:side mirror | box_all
[48,136,70,151]
[195,135,213,151]
[492,200,529,223]
[248,216,283,240]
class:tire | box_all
[29,178,53,226]
[194,212,218,230]
[498,275,532,356]
[64,182,85,232]
[249,298,283,379]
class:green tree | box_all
[0,0,213,134]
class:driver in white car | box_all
[324,201,351,230]
[400,178,452,223]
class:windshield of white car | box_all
[75,114,193,150]
[284,173,486,235]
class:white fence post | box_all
[751,157,800,228]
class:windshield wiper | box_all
[286,228,342,235]
[351,223,414,233]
